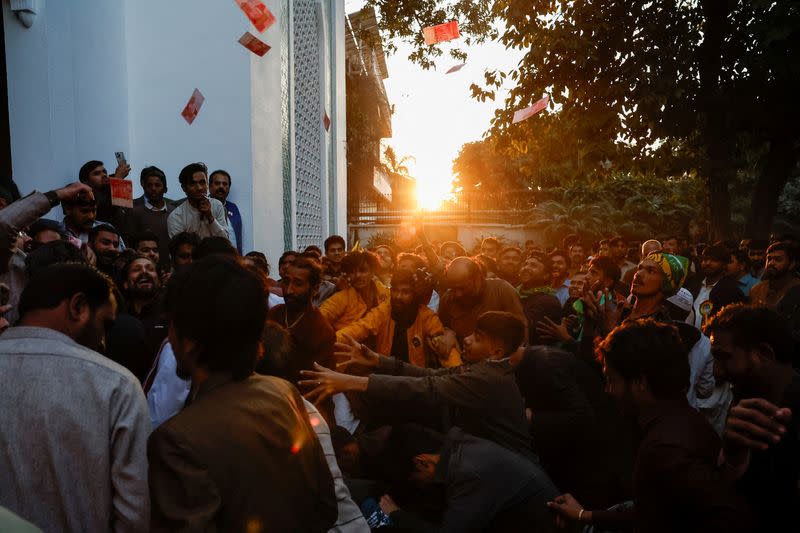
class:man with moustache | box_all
[749,241,800,309]
[267,255,335,384]
[685,244,745,329]
[88,223,122,277]
[516,251,562,346]
[335,269,461,368]
[167,163,230,241]
[208,169,242,253]
[436,256,525,355]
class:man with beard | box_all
[130,230,161,268]
[706,305,799,531]
[122,256,166,336]
[322,235,346,285]
[480,237,500,260]
[267,255,335,383]
[749,241,800,309]
[746,239,769,278]
[148,256,337,531]
[548,320,752,532]
[320,250,389,332]
[550,249,572,306]
[62,189,99,243]
[168,231,200,275]
[88,223,122,277]
[78,159,131,233]
[436,257,526,355]
[335,269,461,368]
[609,236,636,279]
[496,246,523,286]
[208,169,243,254]
[516,251,562,346]
[686,244,745,329]
[568,242,587,276]
[301,311,535,460]
[167,163,230,241]
[0,263,149,532]
[127,166,176,266]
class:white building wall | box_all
[3,0,346,262]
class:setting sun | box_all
[414,175,454,210]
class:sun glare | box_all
[415,176,453,211]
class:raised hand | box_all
[334,334,379,374]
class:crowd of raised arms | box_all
[0,159,798,532]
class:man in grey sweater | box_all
[0,263,150,532]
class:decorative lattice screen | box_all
[292,0,324,249]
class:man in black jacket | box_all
[378,426,559,532]
[300,311,534,460]
[685,244,745,328]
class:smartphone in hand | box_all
[115,151,127,167]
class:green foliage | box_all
[368,0,800,237]
[528,173,705,246]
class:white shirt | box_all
[167,197,230,240]
[146,342,191,430]
[144,197,168,212]
[688,278,715,329]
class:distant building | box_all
[0,0,348,256]
[345,6,408,224]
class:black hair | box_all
[304,245,323,258]
[28,219,65,240]
[549,248,571,268]
[397,252,428,270]
[767,241,798,263]
[209,169,231,185]
[290,255,322,287]
[19,263,112,318]
[748,239,769,251]
[194,236,238,260]
[341,249,380,275]
[474,311,526,355]
[245,251,271,277]
[24,241,87,277]
[89,223,119,244]
[178,162,208,187]
[473,254,497,275]
[168,232,201,260]
[324,235,346,252]
[440,241,467,257]
[596,319,689,399]
[562,233,581,249]
[255,321,294,379]
[166,255,267,380]
[279,250,299,267]
[139,165,167,188]
[702,244,731,263]
[705,304,793,364]
[130,230,160,250]
[383,424,445,482]
[731,249,751,269]
[498,246,523,259]
[78,160,103,184]
[481,236,499,248]
[119,253,157,282]
[589,256,622,283]
[525,251,552,274]
[609,235,626,247]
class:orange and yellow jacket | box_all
[320,283,390,332]
[336,301,462,368]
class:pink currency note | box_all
[234,0,277,33]
[512,95,550,124]
[238,32,272,56]
[423,21,461,45]
[181,89,205,125]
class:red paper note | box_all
[422,21,460,45]
[109,178,133,208]
[512,95,550,124]
[234,0,276,33]
[323,111,331,132]
[446,63,466,74]
[181,89,205,125]
[238,32,272,56]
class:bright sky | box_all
[345,1,524,209]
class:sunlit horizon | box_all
[348,0,523,212]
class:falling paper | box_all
[512,95,550,124]
[446,63,466,74]
[181,89,205,125]
[109,178,133,208]
[323,111,331,132]
[238,32,272,56]
[422,21,460,45]
[234,0,276,33]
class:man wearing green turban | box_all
[644,252,689,296]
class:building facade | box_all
[0,0,347,257]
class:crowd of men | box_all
[0,159,798,532]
